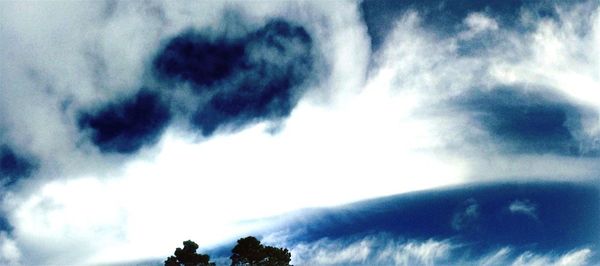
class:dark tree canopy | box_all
[165,237,291,266]
[165,240,214,266]
[230,236,291,266]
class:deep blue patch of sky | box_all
[0,145,37,187]
[196,182,599,264]
[153,32,246,90]
[154,19,315,137]
[455,87,598,156]
[360,0,573,52]
[275,182,599,254]
[77,89,171,154]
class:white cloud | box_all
[373,4,600,182]
[480,247,512,266]
[0,232,20,266]
[286,235,593,266]
[378,239,452,266]
[554,249,594,266]
[509,199,538,219]
[292,238,372,265]
[0,1,467,264]
[289,236,452,266]
[461,12,499,39]
[512,248,592,266]
[488,3,600,110]
[0,1,598,265]
[476,246,593,266]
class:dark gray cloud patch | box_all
[77,89,171,154]
[456,87,598,156]
[0,145,37,186]
[154,19,315,136]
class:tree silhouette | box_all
[165,237,291,266]
[230,236,291,266]
[165,240,215,266]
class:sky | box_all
[0,0,599,265]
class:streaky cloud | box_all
[283,235,593,266]
[508,199,538,220]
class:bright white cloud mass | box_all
[0,0,599,265]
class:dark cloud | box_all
[456,87,598,156]
[267,182,599,254]
[0,145,37,186]
[360,0,565,52]
[77,89,171,154]
[154,19,315,136]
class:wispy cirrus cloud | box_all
[282,235,592,266]
[509,199,538,220]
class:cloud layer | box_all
[0,0,598,265]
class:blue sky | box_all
[0,0,599,265]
